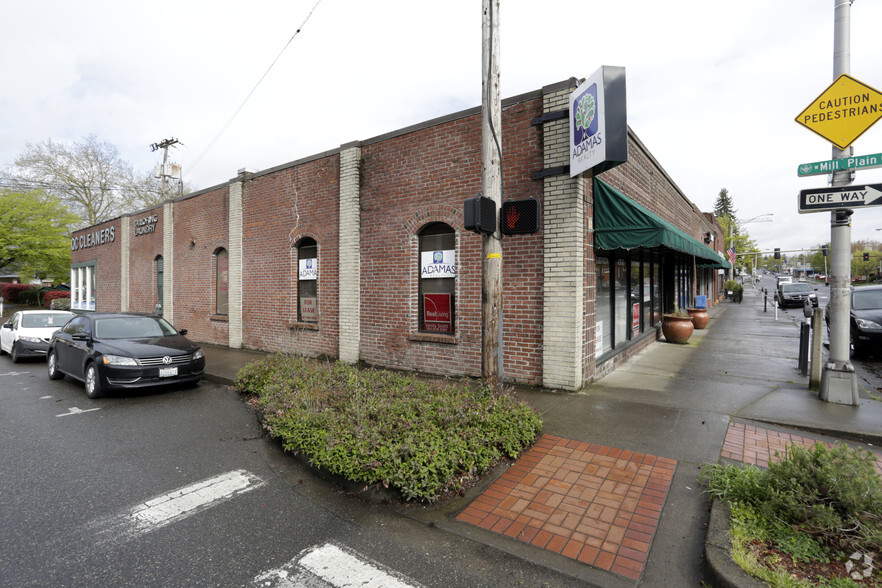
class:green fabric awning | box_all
[593,178,731,268]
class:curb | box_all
[703,500,767,588]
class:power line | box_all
[187,0,325,177]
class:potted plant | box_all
[661,308,694,344]
[686,307,709,329]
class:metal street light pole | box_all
[820,0,859,405]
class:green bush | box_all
[17,288,39,306]
[49,297,71,310]
[42,290,70,308]
[235,354,542,502]
[702,442,882,558]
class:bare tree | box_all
[5,135,189,228]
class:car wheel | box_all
[10,342,21,363]
[85,363,104,399]
[47,351,64,380]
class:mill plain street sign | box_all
[798,183,882,213]
[795,74,882,150]
[797,152,882,176]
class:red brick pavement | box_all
[456,435,676,581]
[722,421,882,477]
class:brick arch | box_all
[288,223,330,248]
[404,203,463,236]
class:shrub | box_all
[1,283,32,302]
[17,288,39,306]
[702,442,882,556]
[50,297,72,311]
[42,290,71,309]
[235,354,543,502]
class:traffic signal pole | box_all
[820,0,859,405]
[481,0,503,391]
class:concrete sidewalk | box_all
[202,285,882,586]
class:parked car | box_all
[47,312,204,398]
[825,285,882,357]
[776,275,793,288]
[777,282,818,308]
[0,310,75,362]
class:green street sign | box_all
[797,152,882,176]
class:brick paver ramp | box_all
[456,434,676,580]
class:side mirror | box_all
[72,332,89,341]
[1,323,12,329]
[179,329,188,336]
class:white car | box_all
[0,310,75,362]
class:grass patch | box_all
[702,442,882,586]
[235,353,543,502]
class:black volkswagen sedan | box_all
[825,284,882,357]
[47,313,204,398]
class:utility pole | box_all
[150,138,181,200]
[481,0,503,391]
[820,0,859,405]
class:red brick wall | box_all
[358,96,545,383]
[128,208,164,313]
[70,218,121,312]
[170,186,230,344]
[240,158,340,358]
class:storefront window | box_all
[215,248,229,316]
[651,258,661,325]
[296,239,317,323]
[630,256,642,337]
[155,255,164,309]
[614,257,628,347]
[418,223,455,334]
[70,263,96,311]
[595,255,612,356]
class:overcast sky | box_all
[3,0,882,254]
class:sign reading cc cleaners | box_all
[795,74,882,150]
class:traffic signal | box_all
[500,198,541,235]
[821,245,829,257]
[863,252,870,262]
[774,248,780,259]
[464,195,496,235]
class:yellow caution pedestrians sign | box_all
[795,74,882,150]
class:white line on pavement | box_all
[254,542,422,588]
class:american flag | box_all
[727,246,736,264]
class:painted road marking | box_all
[89,469,264,544]
[56,406,101,417]
[254,542,422,588]
[0,371,27,376]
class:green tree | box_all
[0,189,79,282]
[714,188,737,225]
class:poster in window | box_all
[299,258,318,280]
[300,297,318,321]
[420,250,456,279]
[423,293,452,333]
[632,302,640,335]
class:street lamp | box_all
[729,214,774,280]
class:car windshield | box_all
[852,289,882,311]
[782,284,812,293]
[21,313,74,328]
[94,316,179,339]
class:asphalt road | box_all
[753,273,882,400]
[0,360,587,588]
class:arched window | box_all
[155,255,164,309]
[215,248,229,315]
[418,223,456,334]
[297,238,318,323]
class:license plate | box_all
[159,367,178,378]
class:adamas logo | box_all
[433,251,444,264]
[573,83,602,153]
[306,259,313,269]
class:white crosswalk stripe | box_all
[253,542,422,588]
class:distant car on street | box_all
[777,282,818,308]
[825,284,882,357]
[47,312,204,398]
[0,310,75,362]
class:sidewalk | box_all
[202,286,882,586]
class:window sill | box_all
[289,322,319,331]
[210,314,229,322]
[408,333,459,345]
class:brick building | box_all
[69,77,728,390]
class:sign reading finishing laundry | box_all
[569,65,628,177]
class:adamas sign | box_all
[420,250,456,279]
[569,66,628,177]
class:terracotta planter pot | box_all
[661,314,694,344]
[686,308,709,329]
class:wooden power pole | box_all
[481,0,503,390]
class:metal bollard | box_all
[798,322,810,375]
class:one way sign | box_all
[798,183,882,213]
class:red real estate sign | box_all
[423,293,452,333]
